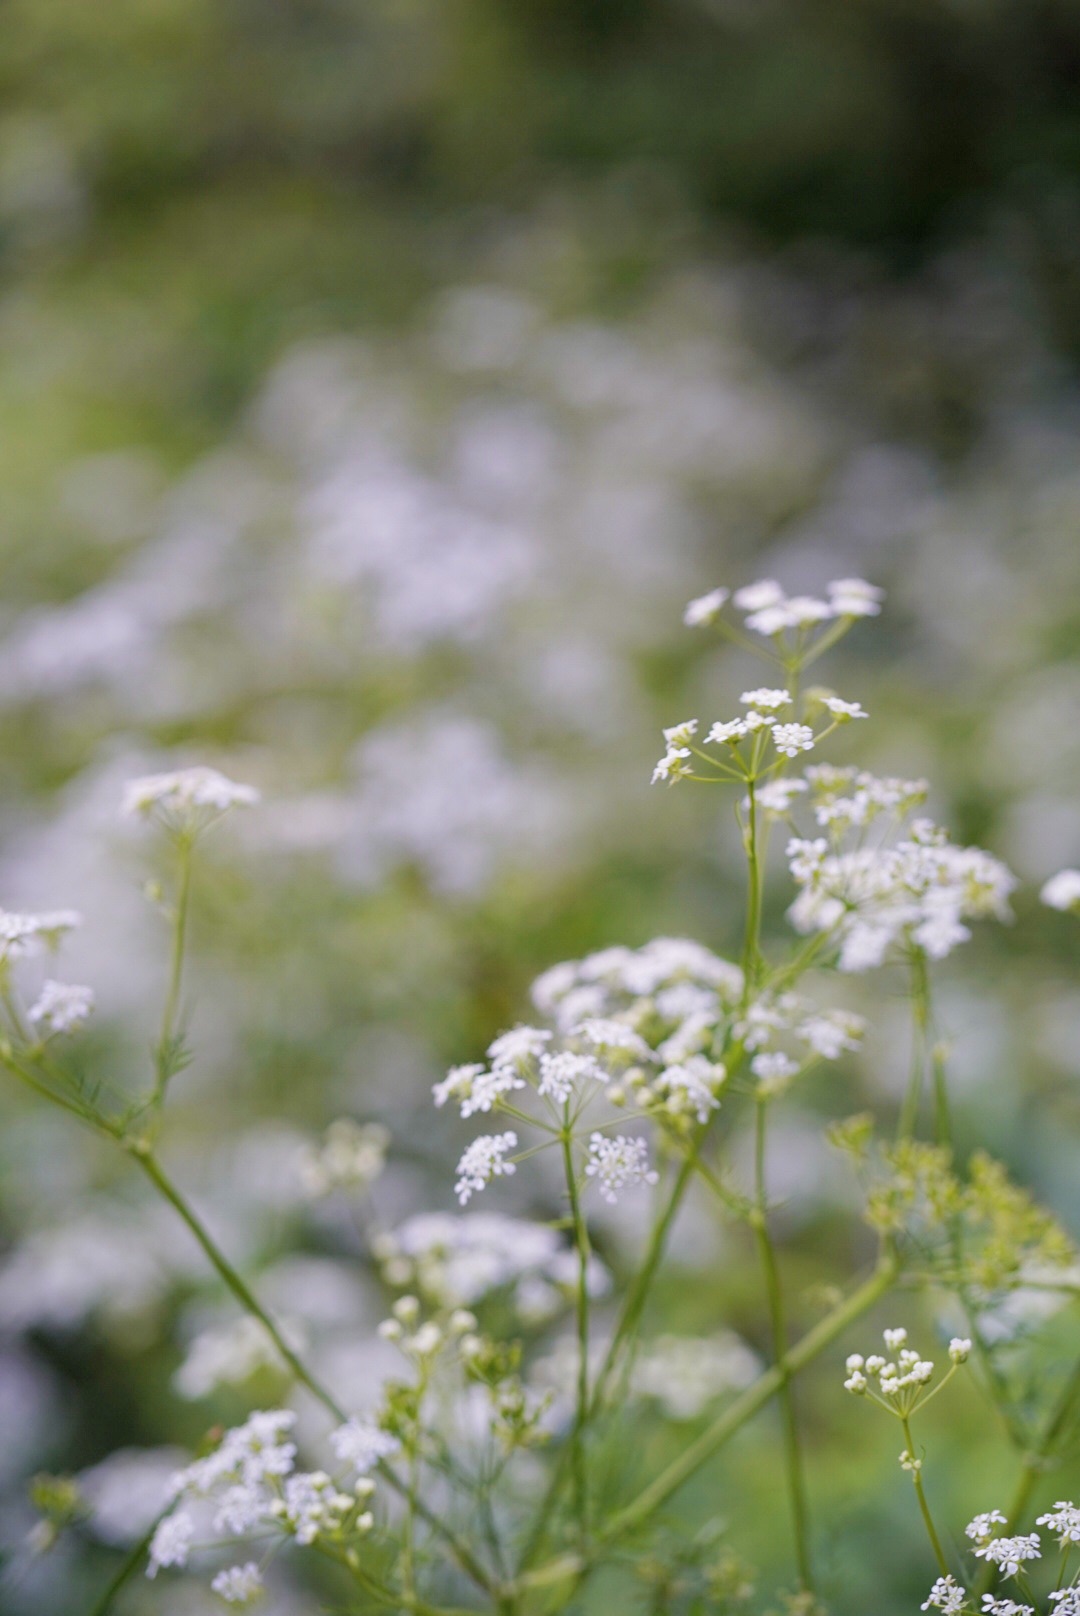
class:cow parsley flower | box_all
[921,1574,967,1613]
[1036,1501,1080,1545]
[741,688,792,711]
[210,1563,263,1604]
[148,1511,195,1577]
[829,577,884,617]
[683,587,729,626]
[981,1599,1033,1616]
[123,767,260,832]
[707,719,748,745]
[772,723,815,758]
[753,779,808,815]
[967,1511,1009,1543]
[488,1025,552,1069]
[329,1418,400,1476]
[1042,870,1080,914]
[298,1119,389,1196]
[751,1051,799,1089]
[663,719,699,747]
[455,1133,518,1204]
[585,1133,658,1204]
[733,580,785,612]
[572,1018,652,1064]
[822,696,868,721]
[652,747,692,785]
[0,908,81,961]
[28,980,95,1036]
[973,1535,1041,1577]
[537,1050,604,1103]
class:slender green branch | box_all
[753,1096,813,1591]
[898,952,930,1140]
[152,836,193,1109]
[596,1251,899,1547]
[87,1510,171,1616]
[562,1130,592,1548]
[900,1417,950,1578]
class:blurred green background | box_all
[1,2,1080,1611]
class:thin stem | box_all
[152,837,193,1109]
[900,1417,949,1578]
[753,1096,814,1591]
[562,1130,591,1549]
[742,782,764,994]
[898,952,930,1140]
[130,1147,495,1597]
[87,1511,171,1616]
[597,1252,899,1546]
[518,1151,698,1573]
[975,1353,1080,1597]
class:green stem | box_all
[87,1511,170,1616]
[152,838,193,1109]
[518,1151,699,1572]
[597,1252,899,1546]
[562,1130,591,1549]
[753,1097,814,1592]
[900,1417,949,1578]
[742,783,764,994]
[975,1353,1080,1597]
[898,952,930,1141]
[130,1147,495,1596]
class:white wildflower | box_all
[741,688,792,711]
[652,747,692,785]
[733,580,784,611]
[28,980,95,1035]
[797,1010,865,1060]
[0,908,81,960]
[537,1049,605,1103]
[147,1511,194,1577]
[706,719,748,745]
[1042,870,1080,913]
[585,1133,658,1204]
[123,767,259,829]
[572,1018,652,1064]
[966,1511,1008,1543]
[973,1535,1041,1577]
[330,1418,400,1476]
[822,696,868,720]
[922,1575,966,1613]
[753,779,808,815]
[298,1119,389,1196]
[751,1051,799,1088]
[683,588,729,626]
[981,1600,1034,1616]
[1037,1502,1080,1545]
[454,1133,518,1205]
[211,1563,263,1604]
[829,577,884,617]
[772,723,815,758]
[663,719,699,747]
[948,1337,972,1364]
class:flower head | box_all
[123,767,259,834]
[683,588,729,626]
[454,1133,518,1205]
[585,1133,658,1204]
[1042,870,1080,914]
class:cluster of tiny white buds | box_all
[454,1132,517,1204]
[210,1563,263,1605]
[27,980,95,1037]
[843,1326,961,1414]
[899,1448,922,1473]
[821,696,869,721]
[585,1132,659,1204]
[922,1574,967,1613]
[771,723,815,758]
[741,688,792,710]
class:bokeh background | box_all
[2,2,1080,1610]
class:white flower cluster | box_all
[787,799,1016,971]
[652,685,867,786]
[1042,869,1080,914]
[631,1332,761,1420]
[585,1133,659,1204]
[28,978,95,1036]
[843,1327,969,1413]
[298,1119,389,1197]
[374,1210,609,1319]
[173,1315,304,1401]
[122,766,259,834]
[0,907,81,963]
[683,576,883,636]
[454,1132,518,1205]
[148,1408,385,1589]
[922,1574,968,1613]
